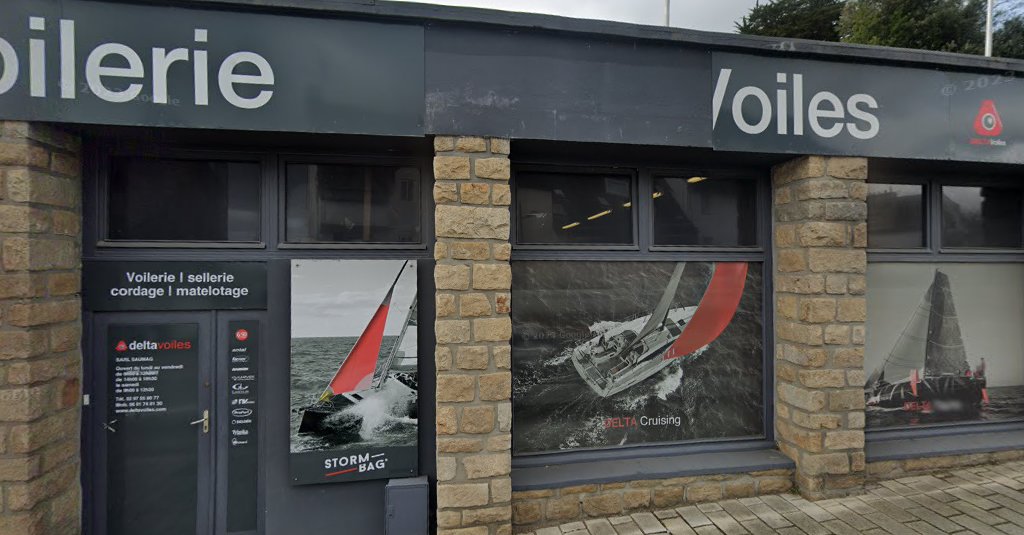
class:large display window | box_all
[511,163,769,457]
[866,170,1024,431]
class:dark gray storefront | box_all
[0,1,1022,534]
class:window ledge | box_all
[511,448,793,492]
[866,427,1024,462]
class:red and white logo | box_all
[115,340,128,352]
[974,100,1003,137]
[970,100,1007,146]
[235,329,249,342]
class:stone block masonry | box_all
[772,156,867,499]
[434,136,513,535]
[0,122,82,535]
[510,470,793,532]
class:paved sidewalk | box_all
[520,460,1024,535]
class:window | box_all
[652,175,757,247]
[514,170,633,245]
[942,185,1023,248]
[107,157,261,242]
[867,183,924,249]
[285,163,421,244]
[511,164,767,456]
[866,172,1024,432]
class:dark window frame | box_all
[276,153,431,250]
[512,164,640,251]
[90,144,432,252]
[867,166,1024,443]
[865,178,930,253]
[509,160,774,466]
[96,146,271,249]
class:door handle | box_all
[190,410,210,434]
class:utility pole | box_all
[665,0,671,27]
[985,0,994,57]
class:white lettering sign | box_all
[0,17,274,109]
[712,68,880,140]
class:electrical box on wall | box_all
[385,476,428,535]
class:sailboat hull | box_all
[867,375,986,412]
[298,397,359,435]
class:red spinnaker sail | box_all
[662,262,748,361]
[324,288,394,397]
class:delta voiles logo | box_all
[114,339,193,351]
[970,100,1006,146]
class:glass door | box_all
[92,313,214,535]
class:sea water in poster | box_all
[512,261,764,455]
[866,263,1024,429]
[289,259,418,484]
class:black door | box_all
[92,312,214,535]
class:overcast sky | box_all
[291,259,417,338]
[392,0,759,32]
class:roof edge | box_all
[108,0,1024,73]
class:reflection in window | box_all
[942,185,1022,248]
[108,157,261,242]
[652,176,757,246]
[867,183,925,248]
[515,172,632,245]
[285,163,421,243]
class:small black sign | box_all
[84,261,267,311]
[226,320,258,533]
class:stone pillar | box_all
[772,156,867,500]
[433,136,513,535]
[0,122,83,535]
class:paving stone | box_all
[950,514,1006,535]
[906,506,963,532]
[538,528,562,535]
[585,519,619,535]
[991,506,1024,528]
[737,519,772,535]
[745,502,792,529]
[821,503,877,531]
[695,503,723,513]
[676,506,712,528]
[858,495,916,522]
[906,492,959,516]
[718,500,756,523]
[760,495,799,514]
[951,500,1005,525]
[660,517,697,535]
[821,519,860,535]
[703,510,746,535]
[613,521,644,535]
[996,522,1024,535]
[781,511,829,535]
[905,520,950,535]
[631,512,667,534]
[566,461,1024,535]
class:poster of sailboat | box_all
[289,259,418,485]
[866,263,1024,428]
[511,261,764,455]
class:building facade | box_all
[0,1,1022,534]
